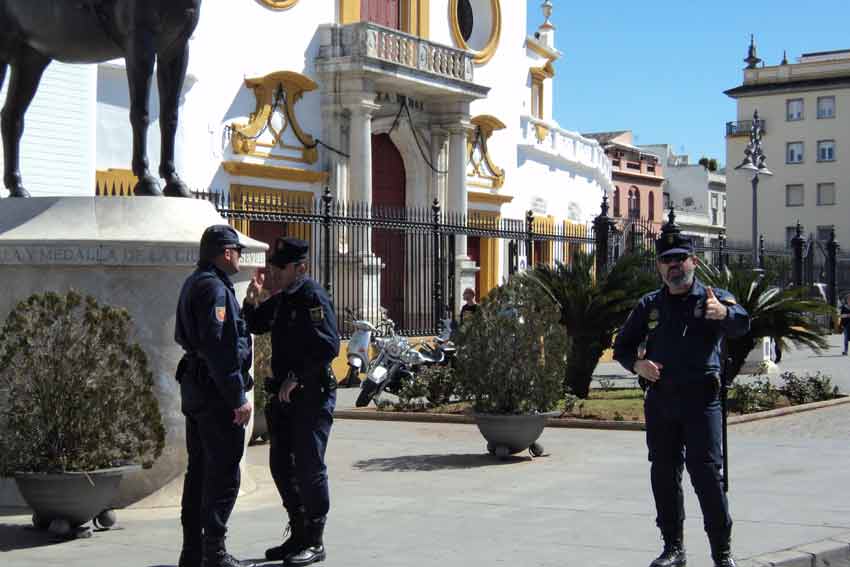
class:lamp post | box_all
[735,109,772,268]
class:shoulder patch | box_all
[309,306,324,323]
[215,306,227,322]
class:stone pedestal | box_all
[0,197,267,509]
[740,336,777,375]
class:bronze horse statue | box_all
[0,0,201,198]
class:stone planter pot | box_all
[474,413,550,459]
[14,465,140,529]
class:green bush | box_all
[0,291,165,475]
[780,371,839,405]
[729,376,782,413]
[454,277,567,414]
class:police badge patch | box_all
[648,308,659,330]
[215,306,226,322]
[309,306,324,323]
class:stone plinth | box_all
[0,197,267,509]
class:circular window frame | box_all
[258,0,299,10]
[449,0,502,65]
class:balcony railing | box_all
[726,120,766,138]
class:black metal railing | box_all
[726,119,766,137]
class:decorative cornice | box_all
[222,161,329,183]
[530,61,555,81]
[468,115,506,189]
[534,123,550,143]
[525,36,561,61]
[468,191,513,205]
[449,0,502,65]
[230,71,319,165]
[258,0,299,10]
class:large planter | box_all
[474,413,548,459]
[14,465,140,529]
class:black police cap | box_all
[199,225,245,260]
[269,237,309,268]
[655,232,694,257]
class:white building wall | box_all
[0,62,96,197]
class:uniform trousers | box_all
[181,403,246,550]
[266,387,336,523]
[644,379,732,538]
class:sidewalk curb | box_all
[334,396,850,431]
[738,532,850,566]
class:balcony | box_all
[315,22,489,100]
[726,119,766,138]
[610,157,662,179]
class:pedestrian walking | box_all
[613,226,750,567]
[244,237,340,566]
[174,225,255,567]
[839,293,850,355]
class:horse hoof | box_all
[8,186,31,198]
[133,176,162,197]
[163,179,192,198]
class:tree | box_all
[524,252,657,398]
[697,263,832,379]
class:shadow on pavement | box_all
[352,453,531,472]
[0,523,64,551]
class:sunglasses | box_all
[659,253,689,265]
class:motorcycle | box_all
[341,309,395,388]
[354,320,456,408]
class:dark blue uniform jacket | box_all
[613,279,750,383]
[243,277,340,383]
[175,263,253,409]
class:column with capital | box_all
[446,119,479,313]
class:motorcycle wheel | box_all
[355,380,378,407]
[344,366,361,388]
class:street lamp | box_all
[735,109,772,267]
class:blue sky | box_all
[527,1,850,167]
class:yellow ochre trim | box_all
[223,161,329,183]
[95,168,137,197]
[526,39,559,61]
[449,0,501,65]
[339,0,360,24]
[258,0,299,10]
[468,114,506,189]
[228,184,315,243]
[468,191,513,205]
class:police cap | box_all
[655,232,694,258]
[269,237,309,268]
[199,224,245,261]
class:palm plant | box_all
[524,252,657,398]
[697,263,832,379]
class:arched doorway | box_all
[371,133,406,326]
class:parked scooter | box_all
[340,308,395,388]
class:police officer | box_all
[174,225,254,567]
[243,237,339,566]
[614,226,749,567]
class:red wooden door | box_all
[371,134,406,327]
[361,0,401,29]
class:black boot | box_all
[284,519,326,566]
[204,538,254,567]
[709,533,736,567]
[265,516,306,561]
[650,531,686,567]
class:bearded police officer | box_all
[614,223,749,567]
[244,237,339,566]
[175,225,254,567]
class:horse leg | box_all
[157,42,191,198]
[1,48,50,198]
[126,30,161,196]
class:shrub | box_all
[0,291,165,475]
[417,364,457,406]
[729,376,781,413]
[454,277,567,414]
[780,371,839,405]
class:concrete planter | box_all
[15,466,140,528]
[474,413,548,458]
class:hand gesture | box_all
[634,359,664,383]
[278,377,299,403]
[246,271,265,306]
[704,287,728,320]
[233,400,253,426]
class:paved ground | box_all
[3,399,850,567]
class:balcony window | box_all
[817,182,836,206]
[786,142,804,164]
[362,0,401,29]
[817,140,835,162]
[786,184,804,207]
[628,187,640,219]
[648,191,655,220]
[613,186,620,217]
[786,98,804,121]
[817,96,836,119]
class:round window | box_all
[450,0,501,65]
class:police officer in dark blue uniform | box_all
[175,225,254,567]
[614,224,749,567]
[243,237,339,567]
